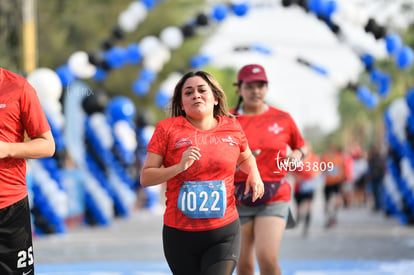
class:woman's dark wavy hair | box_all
[170,70,231,118]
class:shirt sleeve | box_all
[20,81,51,138]
[234,118,248,153]
[287,113,305,150]
[146,121,168,157]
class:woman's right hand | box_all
[245,171,264,202]
[178,146,201,172]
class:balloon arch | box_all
[25,0,414,234]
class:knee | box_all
[257,254,280,274]
[260,261,280,274]
[237,260,255,275]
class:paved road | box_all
[33,183,414,274]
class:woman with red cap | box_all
[232,64,307,275]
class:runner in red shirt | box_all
[0,67,55,275]
[141,71,264,275]
[292,145,321,237]
[321,143,347,228]
[231,64,306,275]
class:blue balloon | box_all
[356,85,378,109]
[211,4,228,22]
[231,2,249,16]
[369,69,391,97]
[126,44,142,64]
[356,85,370,102]
[155,90,170,109]
[360,53,375,70]
[310,64,328,75]
[377,74,391,97]
[396,46,414,70]
[407,113,414,134]
[369,68,382,83]
[321,0,338,18]
[385,33,402,55]
[56,65,76,87]
[105,47,127,69]
[190,54,211,69]
[252,43,272,55]
[106,96,136,123]
[307,0,323,15]
[93,67,108,82]
[365,93,379,109]
[406,87,414,112]
[383,109,392,130]
[140,68,156,82]
[132,79,150,97]
[141,0,156,9]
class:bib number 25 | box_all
[178,180,227,219]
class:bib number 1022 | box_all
[178,180,227,219]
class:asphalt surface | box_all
[33,182,414,273]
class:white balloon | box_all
[54,192,69,218]
[143,56,164,72]
[27,67,63,103]
[141,125,155,143]
[114,120,137,151]
[160,72,183,96]
[353,8,369,27]
[128,1,148,24]
[142,44,171,73]
[160,26,184,49]
[388,97,409,143]
[43,100,62,115]
[401,157,414,188]
[89,113,114,149]
[139,36,161,58]
[118,10,139,33]
[157,45,172,64]
[68,51,97,79]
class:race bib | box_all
[178,180,227,219]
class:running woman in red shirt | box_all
[232,64,307,275]
[140,71,264,275]
[0,67,55,275]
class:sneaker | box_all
[325,218,337,229]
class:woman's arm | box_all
[140,146,201,187]
[289,146,307,162]
[0,130,55,159]
[237,147,264,202]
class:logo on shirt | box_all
[175,138,192,148]
[221,136,238,146]
[268,123,283,135]
[0,104,6,109]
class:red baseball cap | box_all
[237,64,268,83]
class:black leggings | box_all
[163,219,241,275]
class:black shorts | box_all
[324,182,342,202]
[163,219,241,275]
[0,196,35,275]
[294,192,314,205]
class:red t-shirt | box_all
[147,115,247,231]
[232,106,305,203]
[0,68,51,209]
